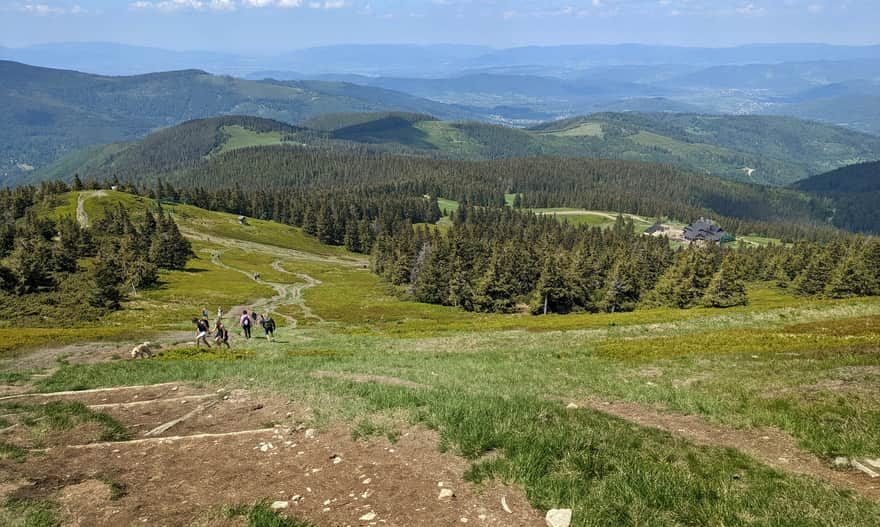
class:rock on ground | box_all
[545,508,572,527]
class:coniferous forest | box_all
[0,183,192,323]
[28,139,879,317]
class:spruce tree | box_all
[149,211,193,270]
[862,239,880,296]
[0,264,16,293]
[601,256,641,313]
[826,249,872,298]
[793,244,839,296]
[473,245,517,313]
[54,216,81,274]
[702,255,748,307]
[10,237,55,294]
[413,238,450,304]
[531,253,575,314]
[0,223,15,257]
[91,243,124,310]
[650,248,701,308]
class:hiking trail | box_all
[75,190,108,228]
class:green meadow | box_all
[2,192,879,526]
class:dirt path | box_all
[538,209,650,223]
[271,260,324,322]
[75,190,107,228]
[208,250,321,328]
[575,398,880,501]
[180,227,367,268]
[0,384,543,526]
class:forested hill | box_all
[531,113,880,185]
[274,110,880,186]
[0,60,480,185]
[792,161,880,193]
[790,161,880,233]
[65,131,845,240]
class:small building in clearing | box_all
[683,218,729,243]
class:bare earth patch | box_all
[576,398,880,501]
[311,370,428,390]
[1,383,543,526]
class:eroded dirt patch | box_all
[576,398,880,501]
[1,383,543,526]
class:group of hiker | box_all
[193,306,276,348]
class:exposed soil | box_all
[1,383,544,526]
[576,398,880,501]
[310,371,428,390]
[0,332,194,372]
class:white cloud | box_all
[0,2,88,15]
[735,3,767,16]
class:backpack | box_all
[266,318,276,332]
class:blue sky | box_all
[0,1,877,52]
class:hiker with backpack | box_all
[193,317,211,348]
[214,320,230,348]
[240,310,252,339]
[260,314,276,342]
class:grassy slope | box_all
[212,126,287,155]
[4,192,880,525]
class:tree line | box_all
[370,205,880,314]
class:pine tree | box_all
[826,249,872,298]
[0,223,15,257]
[601,256,641,313]
[10,237,55,294]
[0,264,16,293]
[53,217,81,274]
[343,221,361,253]
[531,253,575,314]
[91,243,124,309]
[862,239,880,296]
[793,244,840,296]
[73,174,84,191]
[316,205,337,245]
[302,206,317,237]
[473,245,518,313]
[142,208,157,239]
[702,255,748,307]
[650,248,701,308]
[149,211,193,270]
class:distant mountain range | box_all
[4,42,880,77]
[0,60,479,185]
[5,42,880,134]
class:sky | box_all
[0,0,877,52]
